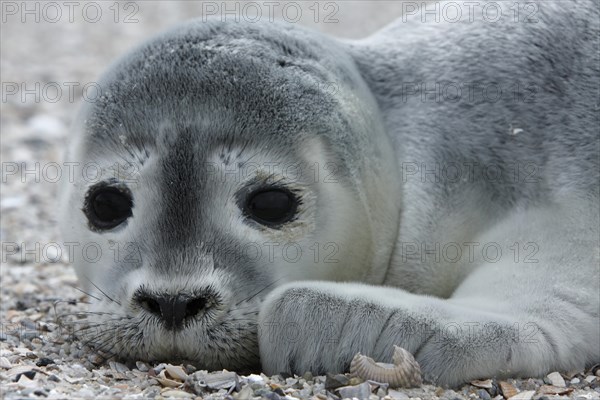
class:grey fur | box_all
[60,0,599,386]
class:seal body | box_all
[60,0,599,385]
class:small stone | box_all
[20,318,37,329]
[76,389,95,398]
[325,373,349,391]
[21,331,39,340]
[471,379,494,389]
[136,361,150,372]
[27,313,44,322]
[387,389,410,399]
[14,370,36,381]
[507,390,535,400]
[185,364,196,374]
[337,381,372,399]
[499,381,518,398]
[13,282,38,295]
[0,357,12,369]
[233,385,253,399]
[562,370,580,379]
[161,389,194,398]
[302,371,313,382]
[1,196,24,209]
[571,378,581,384]
[143,386,161,398]
[64,376,83,384]
[368,380,389,392]
[89,354,104,366]
[110,361,130,373]
[269,384,285,396]
[477,389,492,400]
[585,375,597,383]
[488,380,500,397]
[36,357,54,367]
[521,378,539,391]
[153,363,167,373]
[17,374,36,387]
[546,372,566,387]
[262,392,283,400]
[285,377,298,386]
[246,374,264,384]
[538,385,573,395]
[253,388,272,397]
[348,376,364,385]
[26,114,65,138]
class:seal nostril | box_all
[138,296,162,316]
[185,297,207,318]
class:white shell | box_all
[349,345,422,388]
[155,369,183,387]
[165,364,188,381]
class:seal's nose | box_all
[136,292,207,330]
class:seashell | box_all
[186,370,240,394]
[165,364,188,381]
[349,345,422,388]
[155,369,183,387]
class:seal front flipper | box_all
[259,203,599,387]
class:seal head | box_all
[59,19,399,369]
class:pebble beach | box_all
[1,2,598,399]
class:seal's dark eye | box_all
[245,189,298,227]
[84,186,133,230]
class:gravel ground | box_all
[1,1,599,399]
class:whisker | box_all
[235,276,287,306]
[83,276,122,306]
[67,284,102,301]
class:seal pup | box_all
[60,0,599,386]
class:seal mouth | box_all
[71,255,278,370]
[74,291,262,372]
